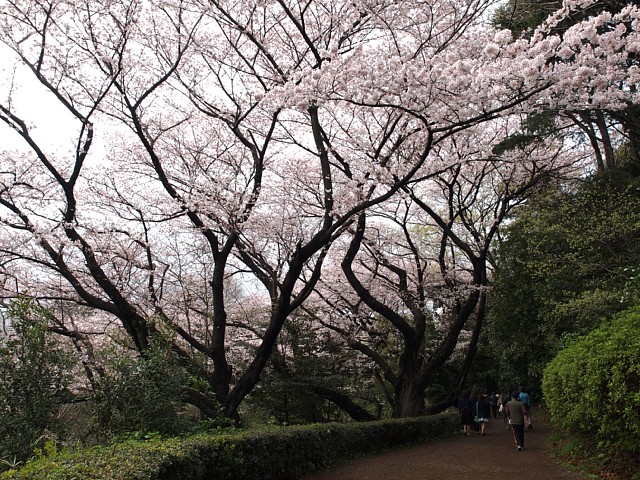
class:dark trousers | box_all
[512,423,525,448]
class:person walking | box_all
[518,386,533,429]
[476,394,491,435]
[489,392,498,419]
[506,391,527,451]
[458,390,474,436]
[469,391,480,434]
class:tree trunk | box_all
[425,291,487,415]
[392,378,425,418]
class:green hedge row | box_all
[1,412,459,480]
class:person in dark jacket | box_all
[458,390,474,436]
[476,394,491,435]
[489,392,498,419]
[469,391,480,433]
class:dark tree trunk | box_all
[392,378,425,418]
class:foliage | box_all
[491,0,562,38]
[0,412,459,480]
[491,112,558,156]
[492,0,640,39]
[542,305,640,455]
[0,298,76,471]
[486,172,640,391]
[548,430,640,480]
[89,336,195,438]
[243,312,380,425]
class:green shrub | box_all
[0,434,217,480]
[90,337,193,438]
[0,298,76,471]
[542,305,640,453]
[0,412,459,480]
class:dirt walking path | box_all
[303,418,588,480]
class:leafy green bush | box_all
[542,305,640,453]
[0,434,217,480]
[90,337,193,438]
[0,412,459,480]
[0,298,76,471]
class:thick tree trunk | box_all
[392,378,425,418]
[425,292,488,415]
[183,388,230,423]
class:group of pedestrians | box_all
[457,390,493,436]
[457,386,533,451]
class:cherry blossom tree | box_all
[266,0,640,417]
[307,114,589,417]
[1,0,639,422]
[494,0,640,171]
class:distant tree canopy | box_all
[485,168,640,391]
[492,0,562,38]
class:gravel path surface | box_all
[302,418,588,480]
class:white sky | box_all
[1,43,83,154]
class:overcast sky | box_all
[1,43,83,154]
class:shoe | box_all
[517,446,522,451]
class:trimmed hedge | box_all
[0,412,459,480]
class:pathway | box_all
[303,418,588,480]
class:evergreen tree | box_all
[486,171,640,391]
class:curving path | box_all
[303,418,588,480]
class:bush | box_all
[542,305,640,453]
[0,298,76,471]
[0,412,459,480]
[90,337,194,438]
